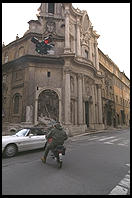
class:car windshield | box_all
[15,129,30,137]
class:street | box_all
[2,128,130,195]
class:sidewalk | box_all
[68,126,129,141]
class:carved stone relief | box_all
[46,20,56,34]
[82,14,89,32]
[69,22,75,36]
[80,13,89,46]
[84,77,94,102]
[85,82,92,96]
[81,32,89,46]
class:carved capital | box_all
[63,67,72,74]
[97,84,102,89]
[64,9,70,17]
[77,73,83,79]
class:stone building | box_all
[99,50,115,128]
[99,49,130,128]
[113,68,130,127]
[2,3,129,135]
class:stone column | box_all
[97,84,103,123]
[94,41,99,70]
[26,105,33,123]
[76,17,81,56]
[73,37,75,53]
[78,74,83,124]
[89,38,93,62]
[64,68,71,124]
[83,102,85,125]
[82,75,85,96]
[34,98,38,125]
[59,99,62,124]
[74,75,78,125]
[88,98,93,126]
[91,85,96,126]
[82,76,86,125]
[95,85,98,124]
[64,7,70,53]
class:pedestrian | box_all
[41,122,68,163]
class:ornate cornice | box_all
[2,54,64,71]
[2,32,42,50]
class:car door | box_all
[27,129,46,150]
[16,129,37,152]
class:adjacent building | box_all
[2,3,130,135]
[99,49,130,128]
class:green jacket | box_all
[46,125,68,144]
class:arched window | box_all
[48,3,54,14]
[13,94,20,114]
[85,50,88,59]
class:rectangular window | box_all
[47,71,51,78]
[48,3,54,14]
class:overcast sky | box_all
[2,3,130,79]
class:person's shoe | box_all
[41,157,46,163]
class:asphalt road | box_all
[2,128,130,195]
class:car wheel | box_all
[4,144,18,158]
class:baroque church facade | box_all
[2,3,130,135]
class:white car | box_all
[2,127,47,158]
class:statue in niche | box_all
[26,105,33,123]
[85,79,92,96]
[83,33,89,45]
[86,85,91,96]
